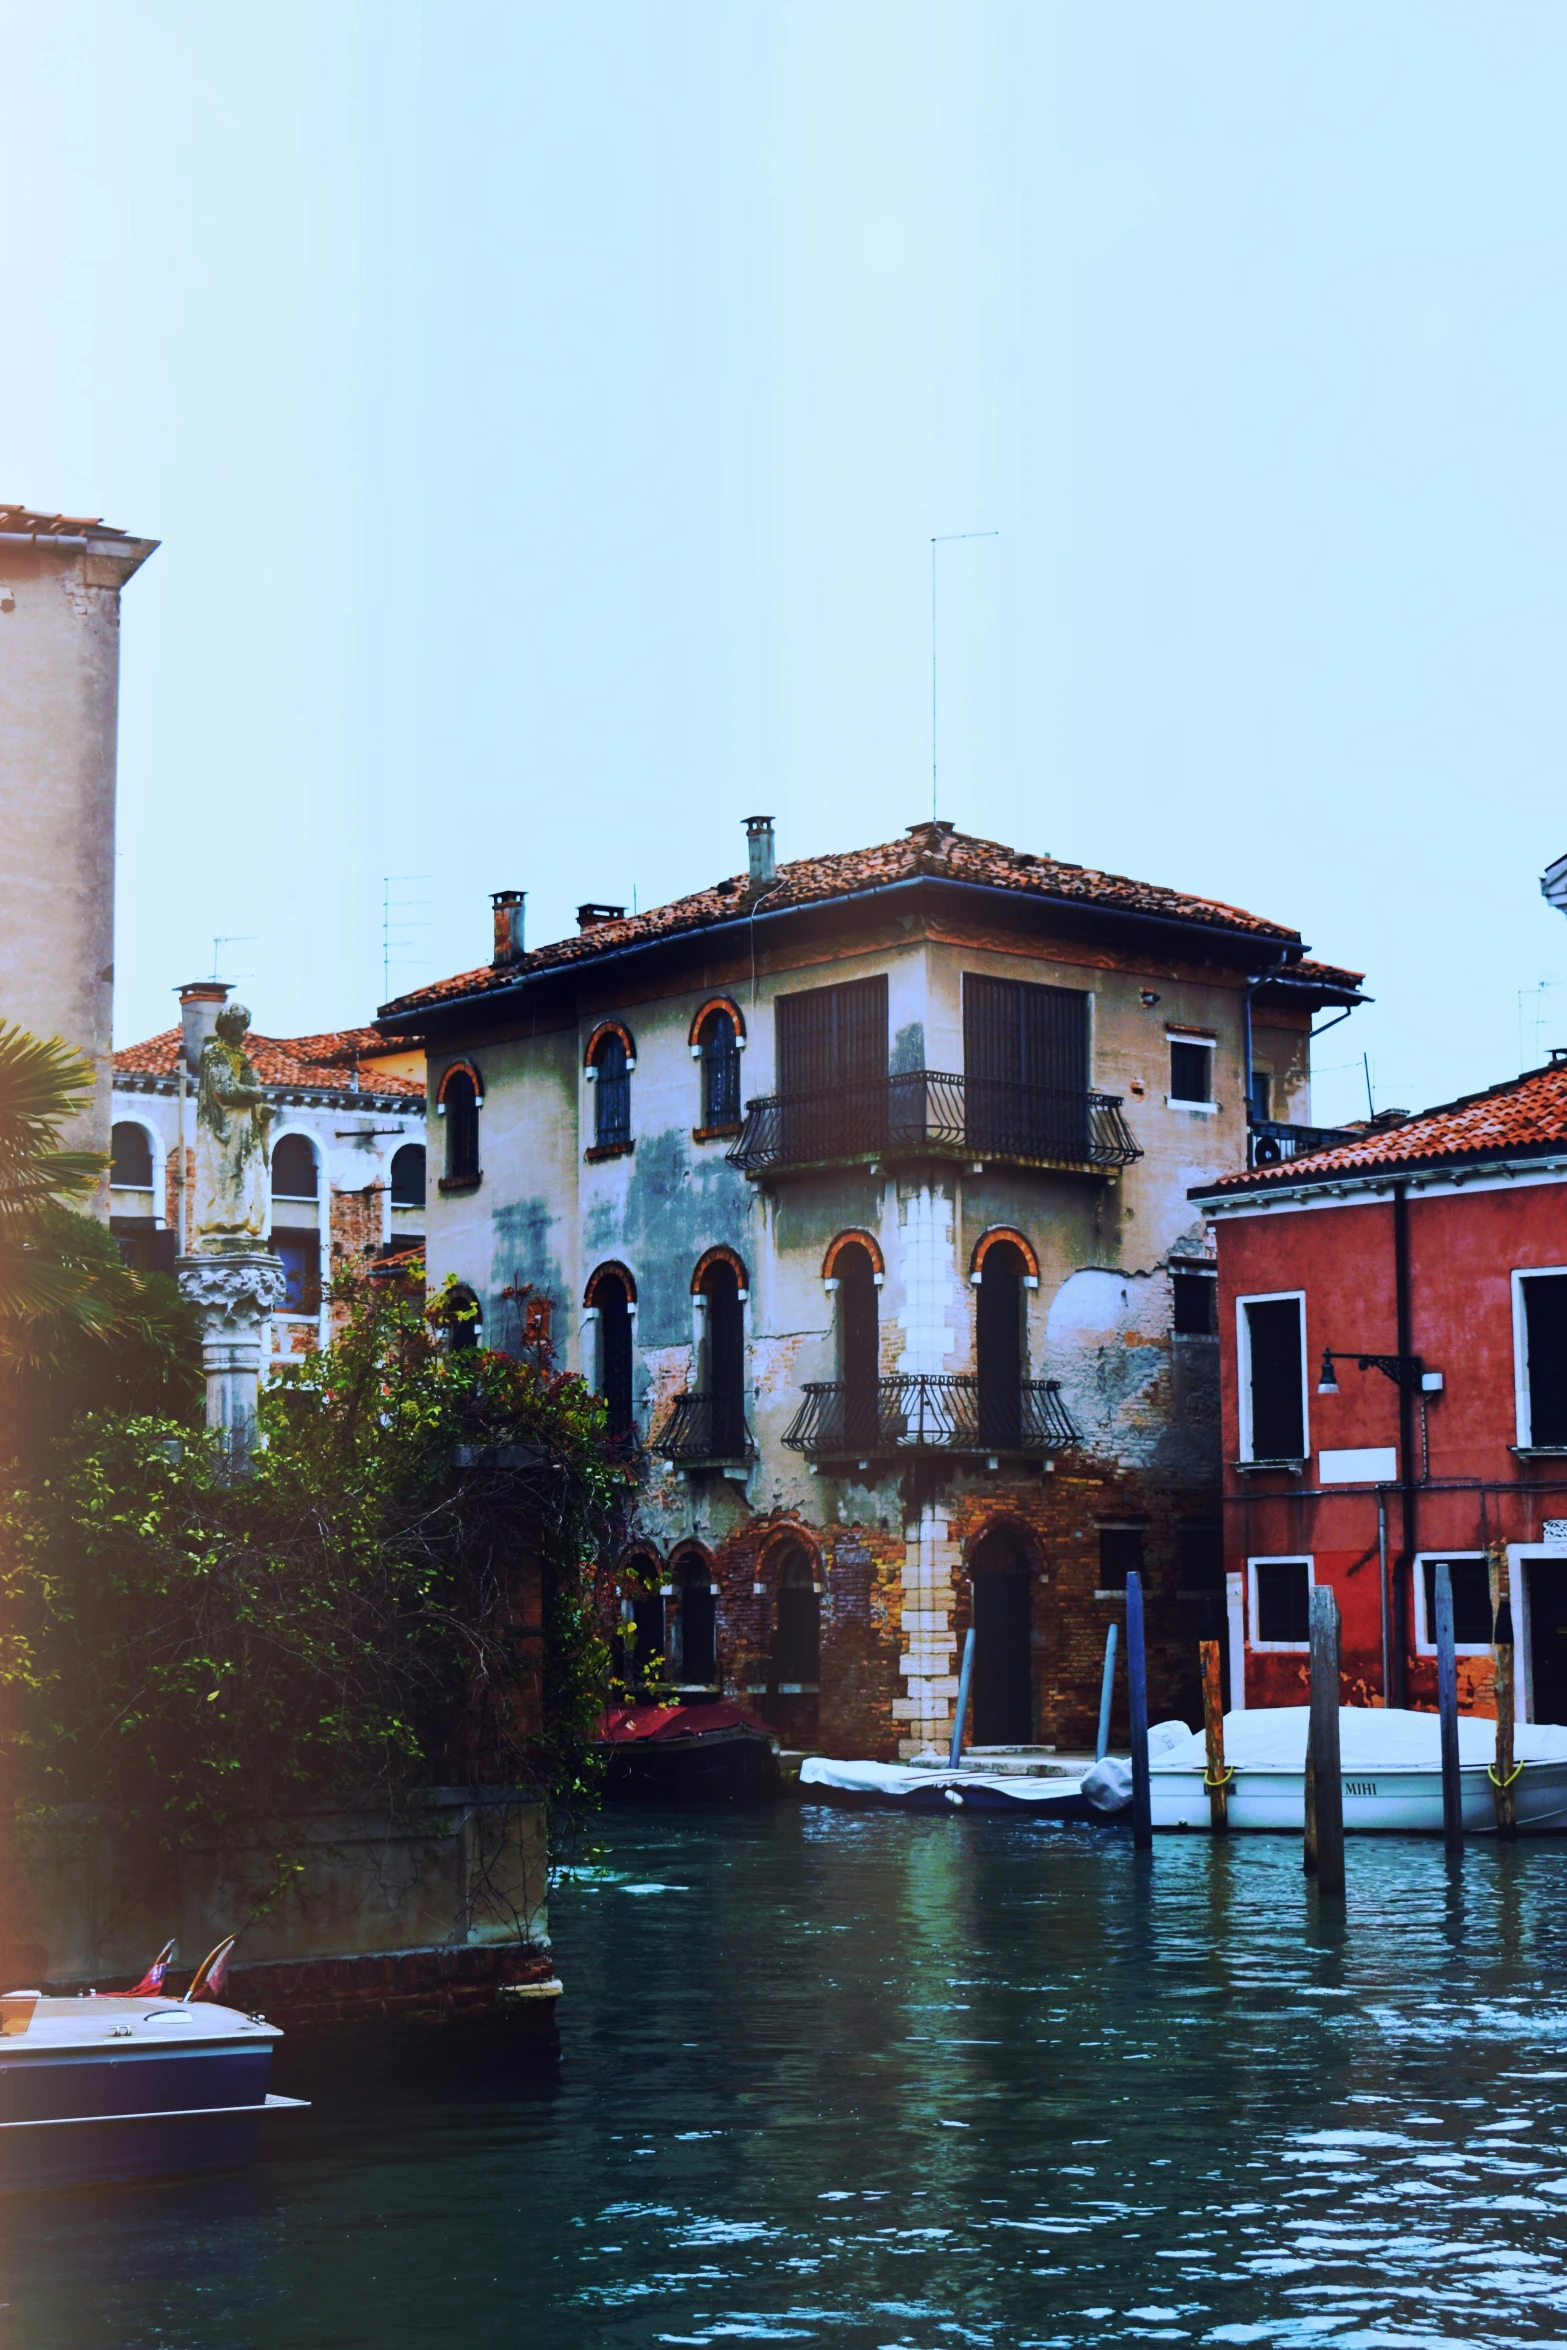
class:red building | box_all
[1192,1055,1567,1722]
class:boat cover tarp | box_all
[799,1757,1082,1805]
[1154,1706,1567,1774]
[596,1700,773,1747]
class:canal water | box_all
[8,1807,1567,2346]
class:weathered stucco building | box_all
[0,503,158,1178]
[380,820,1364,1757]
[113,981,426,1367]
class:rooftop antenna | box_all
[930,530,998,821]
[382,875,432,1001]
[210,935,256,981]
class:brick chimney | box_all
[491,889,526,967]
[176,980,229,1076]
[746,815,776,886]
[576,903,626,932]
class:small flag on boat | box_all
[111,1939,177,1997]
[183,1934,237,2003]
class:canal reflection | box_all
[7,1808,1567,2346]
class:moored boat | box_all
[1149,1706,1567,1833]
[596,1698,780,1801]
[0,1987,305,2191]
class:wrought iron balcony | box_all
[1247,1117,1356,1169]
[782,1374,1080,1458]
[652,1391,758,1464]
[727,1070,1140,1179]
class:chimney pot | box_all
[491,889,526,967]
[576,903,626,932]
[175,980,230,1077]
[745,815,776,886]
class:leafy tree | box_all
[1,1269,623,1909]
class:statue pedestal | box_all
[177,1251,287,1464]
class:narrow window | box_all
[1253,1559,1311,1644]
[447,1285,482,1351]
[700,1257,747,1457]
[969,1523,1032,1742]
[1169,1038,1214,1105]
[272,1134,319,1199]
[110,1122,153,1188]
[699,1008,741,1129]
[596,1273,634,1437]
[835,1241,880,1449]
[1171,1267,1217,1336]
[1521,1274,1567,1447]
[675,1554,717,1685]
[1248,1070,1273,1121]
[629,1590,665,1686]
[390,1143,426,1207]
[772,1548,819,1687]
[1097,1526,1144,1593]
[1421,1558,1493,1647]
[976,1240,1025,1448]
[443,1072,480,1183]
[274,1231,320,1314]
[592,1030,631,1147]
[1177,1524,1223,1592]
[1243,1296,1305,1460]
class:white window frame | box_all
[1247,1553,1314,1653]
[1505,1542,1567,1722]
[1236,1289,1309,1463]
[1511,1266,1567,1450]
[1166,1032,1217,1111]
[1412,1551,1491,1658]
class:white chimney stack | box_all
[746,815,776,887]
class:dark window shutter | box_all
[964,976,1089,1157]
[1524,1276,1567,1447]
[777,977,887,1092]
[1246,1298,1304,1459]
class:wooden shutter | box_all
[777,977,888,1092]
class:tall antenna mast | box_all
[930,530,998,821]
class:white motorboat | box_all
[0,1987,305,2191]
[1149,1706,1567,1834]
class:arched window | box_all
[976,1239,1026,1449]
[672,1549,717,1687]
[390,1143,426,1207]
[447,1284,482,1351]
[595,1271,634,1437]
[697,1006,741,1130]
[772,1545,820,1689]
[110,1122,154,1189]
[443,1070,479,1184]
[833,1238,880,1450]
[698,1253,747,1458]
[272,1134,318,1200]
[590,1028,631,1148]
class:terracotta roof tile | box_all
[115,1026,422,1099]
[0,505,133,540]
[1201,1059,1567,1196]
[381,822,1314,1019]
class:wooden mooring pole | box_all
[1307,1584,1345,1898]
[1434,1558,1463,1853]
[1126,1570,1152,1849]
[1095,1623,1118,1762]
[1493,1584,1518,1842]
[1200,1639,1229,1832]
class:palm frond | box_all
[0,1024,100,1215]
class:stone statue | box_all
[193,1002,273,1250]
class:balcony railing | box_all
[652,1391,758,1464]
[727,1071,1140,1178]
[1247,1118,1356,1169]
[782,1374,1080,1458]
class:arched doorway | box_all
[969,1522,1033,1744]
[976,1241,1025,1449]
[772,1549,820,1690]
[595,1273,634,1437]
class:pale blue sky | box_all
[3,2,1566,1125]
